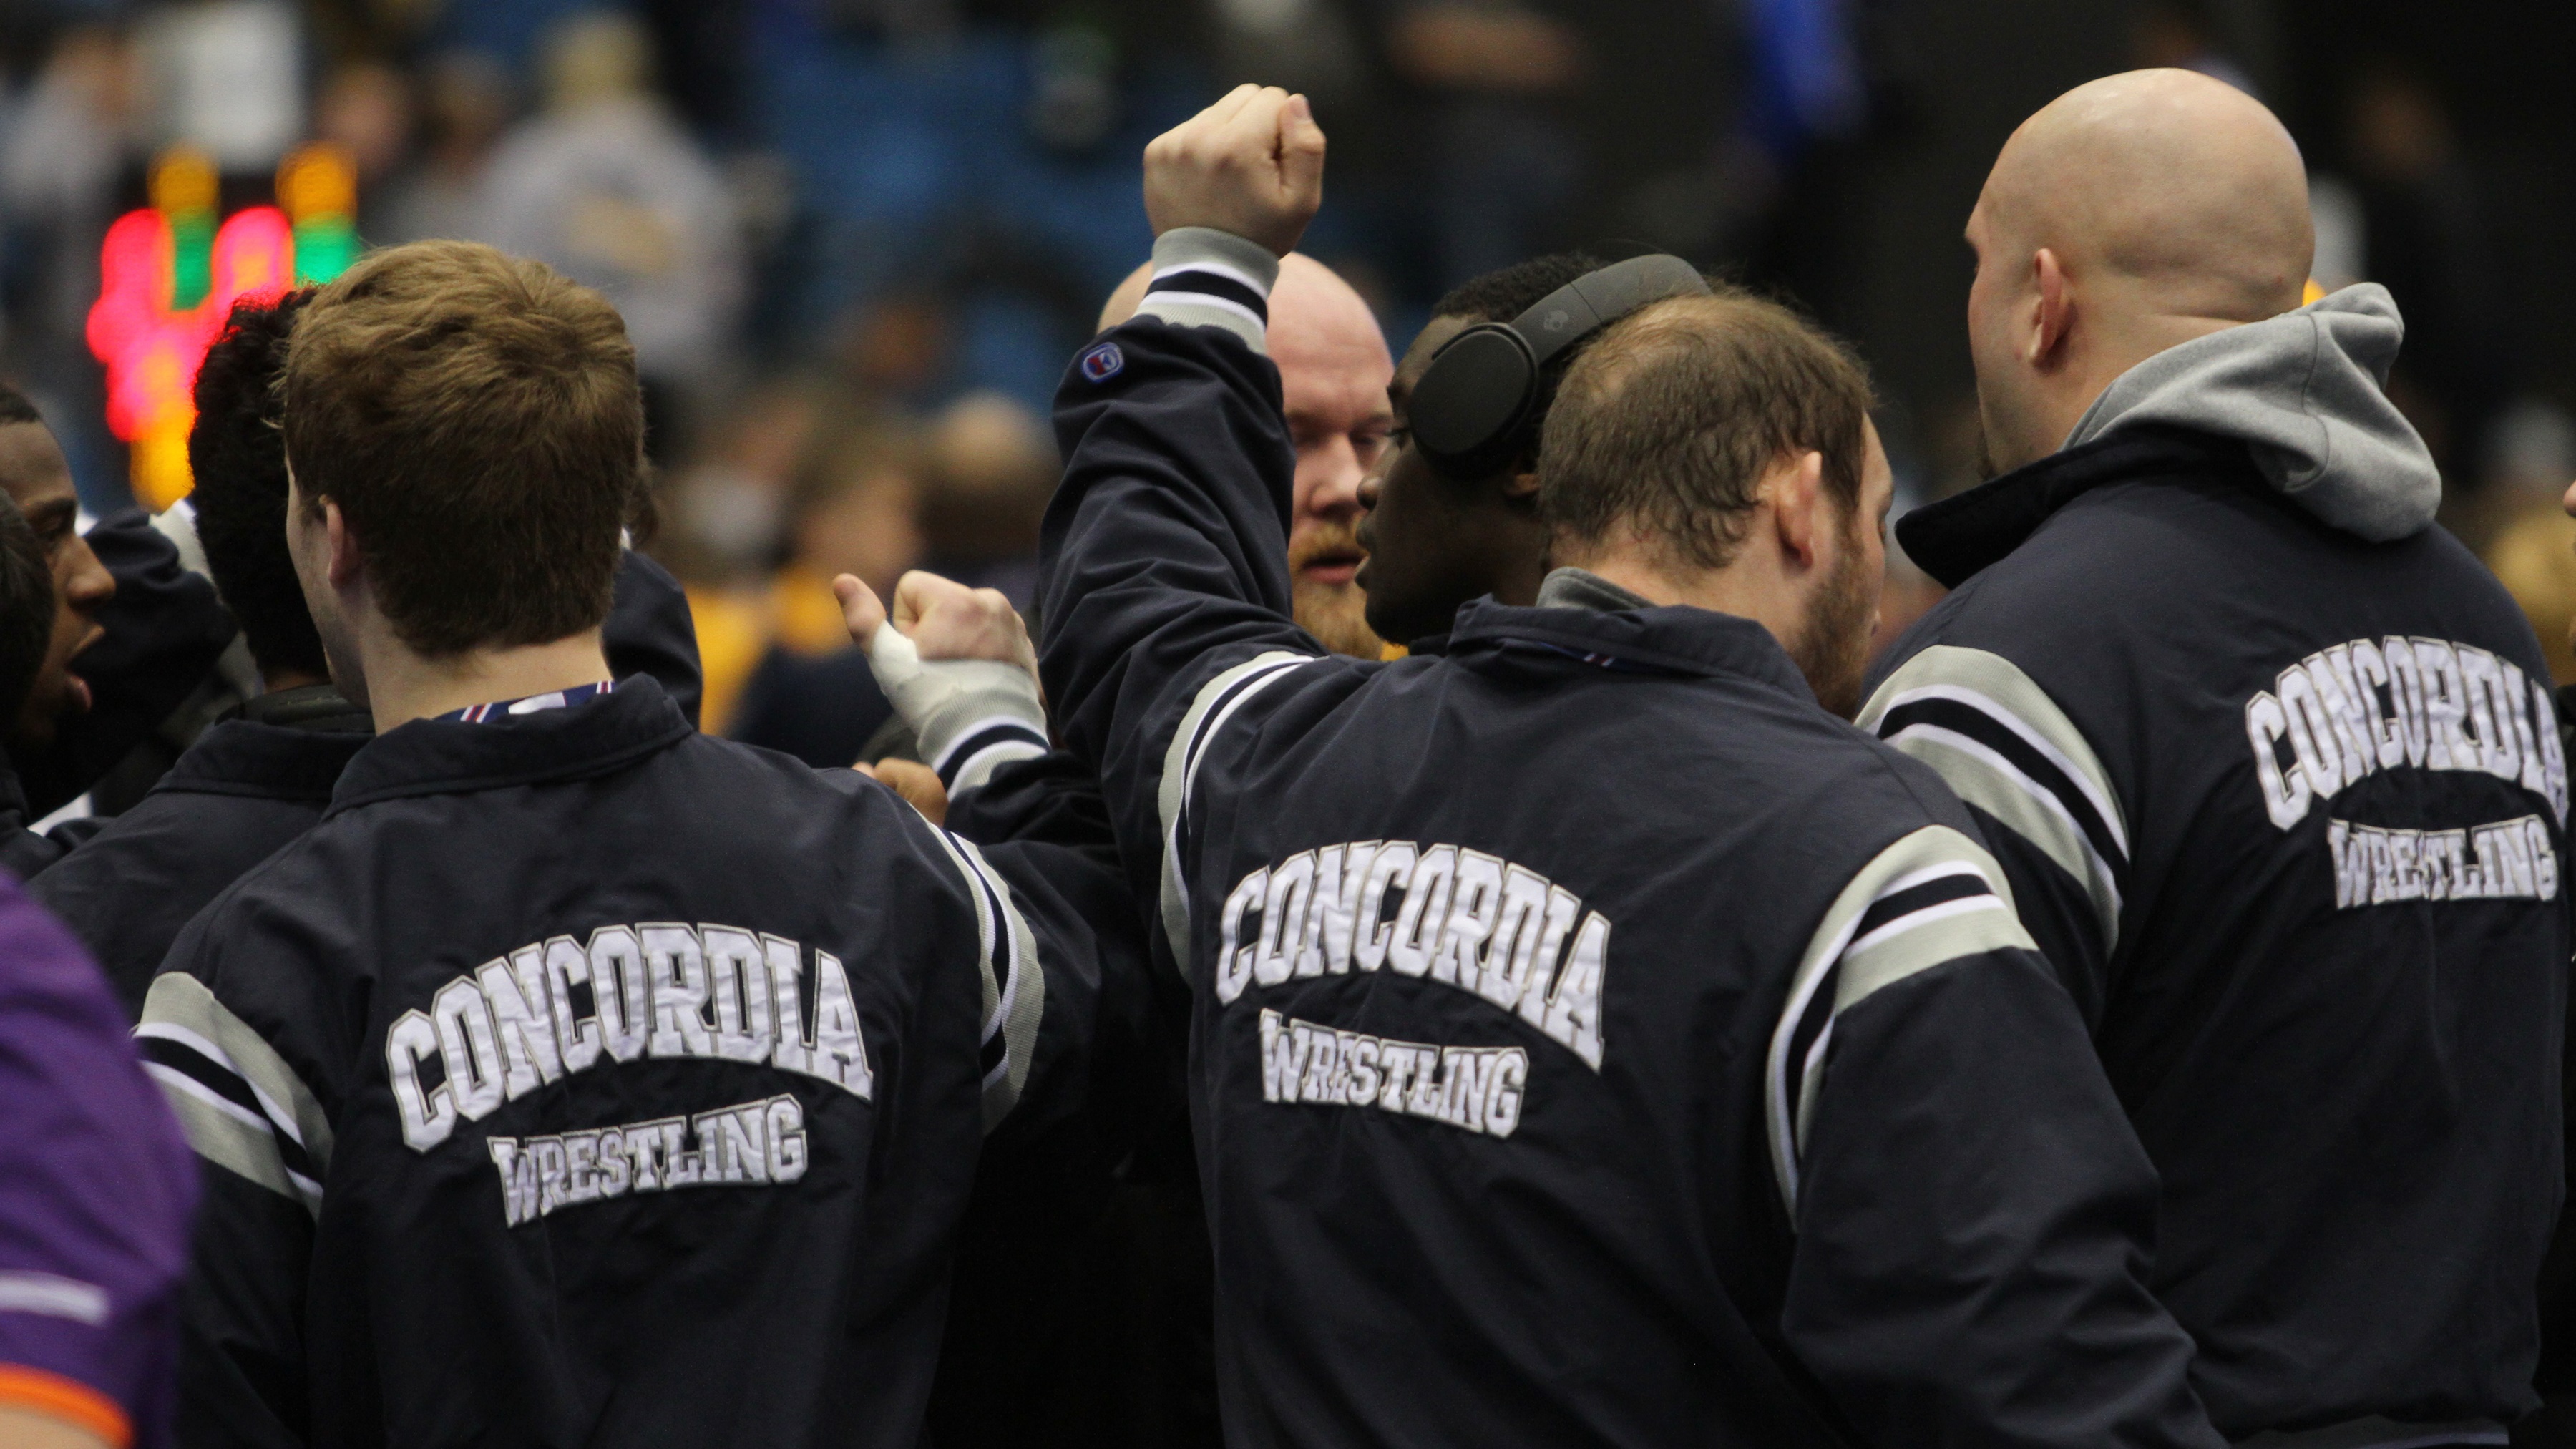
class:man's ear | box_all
[2029,246,2073,368]
[1769,449,1828,569]
[1500,461,1541,502]
[322,499,364,591]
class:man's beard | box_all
[1789,528,1875,720]
[1290,519,1386,660]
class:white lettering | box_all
[1386,844,1457,977]
[1216,868,1267,1003]
[389,1009,454,1151]
[487,1095,806,1226]
[432,977,506,1121]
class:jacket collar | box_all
[1534,566,1654,612]
[327,676,693,817]
[158,718,371,803]
[1444,595,1815,701]
[1896,424,2258,589]
[239,683,374,734]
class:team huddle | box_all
[4,57,2564,1449]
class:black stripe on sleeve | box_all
[1847,872,1993,944]
[1875,696,2128,873]
[139,1034,319,1184]
[935,720,1050,789]
[1780,962,1840,1128]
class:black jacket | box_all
[0,741,102,879]
[602,550,705,731]
[1868,424,2567,1442]
[30,550,708,1018]
[29,687,369,1017]
[934,751,1213,1449]
[137,678,1118,1448]
[1035,304,2217,1447]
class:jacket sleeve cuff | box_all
[1134,228,1280,356]
[863,625,1050,791]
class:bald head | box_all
[1980,68,2311,322]
[1099,252,1377,336]
[1966,69,2315,474]
[1097,252,1393,657]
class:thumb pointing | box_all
[834,573,888,645]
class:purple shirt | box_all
[0,875,197,1448]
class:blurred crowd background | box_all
[4,0,2573,761]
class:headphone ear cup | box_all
[1408,325,1541,480]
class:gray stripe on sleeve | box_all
[1765,825,2029,1217]
[139,973,334,1216]
[1156,651,1315,966]
[1860,645,2127,952]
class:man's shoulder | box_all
[1894,468,2536,691]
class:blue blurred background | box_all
[6,0,2575,738]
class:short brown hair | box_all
[1537,288,1873,570]
[283,240,638,656]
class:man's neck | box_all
[1566,548,1803,647]
[2029,311,2255,462]
[356,627,613,733]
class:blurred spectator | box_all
[718,416,924,762]
[374,49,512,245]
[1208,0,1370,117]
[919,390,1053,611]
[312,60,415,235]
[2343,63,2517,494]
[130,0,301,170]
[1385,1,1586,286]
[2477,401,2576,683]
[2130,0,2257,94]
[0,25,136,514]
[479,11,741,440]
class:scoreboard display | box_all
[85,143,361,509]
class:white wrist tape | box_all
[865,623,1049,791]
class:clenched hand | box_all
[1142,84,1327,259]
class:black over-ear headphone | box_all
[1406,253,1712,481]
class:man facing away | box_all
[1017,84,2221,1446]
[32,290,706,1018]
[139,240,1117,1448]
[1865,69,2563,1445]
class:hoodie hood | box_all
[2062,282,2439,542]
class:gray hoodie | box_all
[2062,282,2441,542]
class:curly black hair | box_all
[1430,251,1609,326]
[190,290,329,680]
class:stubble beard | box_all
[1790,530,1875,721]
[1296,577,1386,660]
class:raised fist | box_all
[1142,84,1327,258]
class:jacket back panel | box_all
[1881,463,2567,1430]
[171,727,997,1448]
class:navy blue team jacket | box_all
[1867,426,2568,1445]
[1036,306,2221,1445]
[32,688,368,1015]
[35,550,709,1019]
[137,677,1122,1448]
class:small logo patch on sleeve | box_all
[1080,341,1125,384]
